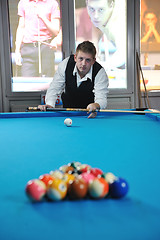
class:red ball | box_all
[68,178,88,200]
[78,164,91,173]
[90,168,103,177]
[89,177,109,199]
[25,179,47,201]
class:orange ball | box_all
[39,174,55,187]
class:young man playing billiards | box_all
[38,41,109,118]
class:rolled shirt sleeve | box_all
[94,67,109,109]
[45,57,69,107]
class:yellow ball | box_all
[62,173,75,186]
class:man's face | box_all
[74,51,95,78]
[144,13,157,28]
[86,0,112,28]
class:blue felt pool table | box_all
[0,110,160,240]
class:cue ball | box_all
[64,118,72,127]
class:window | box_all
[74,0,127,89]
[9,0,63,92]
[140,0,160,91]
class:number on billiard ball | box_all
[47,178,67,201]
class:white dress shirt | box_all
[45,56,109,108]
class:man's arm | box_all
[38,57,69,111]
[36,9,60,37]
[15,16,25,66]
[94,67,109,109]
[87,67,109,118]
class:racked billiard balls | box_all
[68,178,88,200]
[25,179,47,202]
[88,177,109,199]
[109,177,129,198]
[47,178,67,201]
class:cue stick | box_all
[37,18,42,77]
[26,107,160,114]
[136,52,151,109]
[136,52,142,108]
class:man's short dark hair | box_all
[76,41,96,58]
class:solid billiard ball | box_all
[78,164,91,173]
[68,178,88,200]
[47,178,67,201]
[88,177,109,199]
[39,174,55,187]
[109,177,129,198]
[64,118,72,127]
[62,173,75,186]
[25,179,47,201]
[90,168,103,177]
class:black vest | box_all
[62,55,102,108]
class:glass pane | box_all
[9,0,62,92]
[140,0,160,91]
[75,0,127,89]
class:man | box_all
[141,9,160,43]
[38,41,109,118]
[86,0,126,70]
[15,0,60,77]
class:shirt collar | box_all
[73,65,93,81]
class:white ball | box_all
[64,118,72,127]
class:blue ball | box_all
[109,177,129,198]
